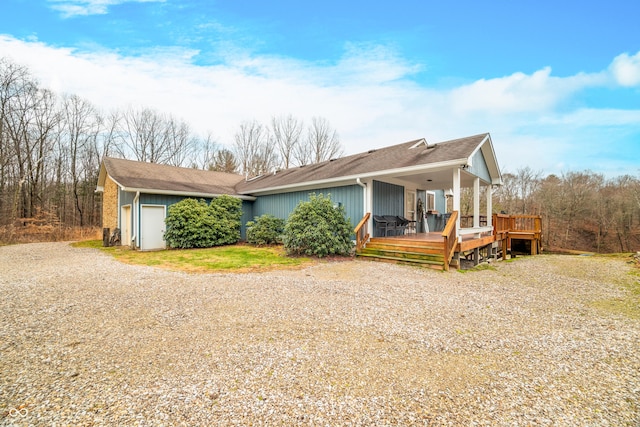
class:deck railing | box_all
[441,210,459,271]
[460,215,488,228]
[509,214,542,236]
[493,213,511,238]
[354,212,371,251]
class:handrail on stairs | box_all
[354,212,371,251]
[441,210,459,271]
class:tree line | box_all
[0,58,343,229]
[464,167,640,253]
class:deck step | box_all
[363,241,444,255]
[357,252,444,270]
[356,235,448,270]
[358,248,444,264]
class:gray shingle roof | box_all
[98,133,494,197]
[101,157,245,196]
[235,133,490,193]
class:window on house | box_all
[426,192,435,211]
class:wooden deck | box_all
[354,212,542,270]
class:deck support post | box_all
[473,247,480,266]
[450,251,460,269]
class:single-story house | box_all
[96,133,503,261]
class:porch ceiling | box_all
[391,168,487,191]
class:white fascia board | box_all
[109,176,126,190]
[475,134,502,181]
[121,187,257,201]
[96,174,125,193]
[240,158,468,195]
[409,138,428,149]
[468,134,490,160]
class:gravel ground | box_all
[1,242,639,426]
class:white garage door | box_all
[140,205,166,250]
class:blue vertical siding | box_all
[372,180,405,237]
[470,149,491,183]
[120,189,134,206]
[252,185,363,229]
[434,189,446,213]
[373,180,404,216]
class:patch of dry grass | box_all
[0,224,101,245]
[590,254,640,319]
[73,240,316,273]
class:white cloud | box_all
[449,67,606,115]
[542,108,640,127]
[609,51,640,87]
[47,0,165,18]
[0,35,637,176]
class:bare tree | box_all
[303,116,343,164]
[165,116,197,167]
[535,174,562,248]
[2,67,40,221]
[100,109,122,158]
[515,166,542,214]
[271,115,303,169]
[118,106,171,163]
[233,120,278,177]
[0,59,32,223]
[61,94,102,226]
[29,88,61,217]
[493,171,518,214]
[191,132,217,170]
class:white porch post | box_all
[473,177,480,228]
[486,185,493,227]
[453,167,461,232]
[363,179,374,232]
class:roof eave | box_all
[121,187,256,201]
[238,158,468,195]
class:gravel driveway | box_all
[1,242,639,426]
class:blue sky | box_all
[1,0,639,177]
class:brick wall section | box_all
[102,175,118,230]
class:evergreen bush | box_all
[283,193,354,257]
[246,214,286,245]
[164,196,241,248]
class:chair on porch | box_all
[384,215,406,235]
[392,216,411,235]
[374,215,396,236]
[396,215,416,234]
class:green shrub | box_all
[164,196,242,249]
[246,214,286,245]
[283,193,354,257]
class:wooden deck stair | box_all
[357,236,446,270]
